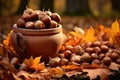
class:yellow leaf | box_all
[30,63,45,71]
[32,56,41,65]
[111,20,119,37]
[84,26,96,42]
[24,56,33,66]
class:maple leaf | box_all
[24,56,45,71]
[110,20,120,43]
[84,26,97,42]
[111,19,119,37]
[64,31,82,46]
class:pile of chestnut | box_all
[17,8,61,29]
[48,40,120,67]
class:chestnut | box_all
[21,13,31,22]
[102,57,112,66]
[38,12,46,20]
[105,52,111,57]
[17,18,25,28]
[116,58,120,64]
[51,13,61,23]
[64,50,72,59]
[73,45,83,55]
[93,47,101,54]
[23,8,34,14]
[49,20,58,28]
[92,41,101,47]
[92,59,101,65]
[30,11,39,20]
[80,54,92,63]
[49,57,60,67]
[70,54,81,63]
[59,58,68,66]
[25,21,34,29]
[34,20,45,29]
[45,11,52,16]
[58,53,65,59]
[99,53,105,60]
[84,41,92,48]
[109,52,119,61]
[65,45,73,52]
[100,45,109,53]
[41,15,51,25]
[85,47,93,54]
[91,53,99,60]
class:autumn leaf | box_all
[110,20,120,43]
[48,67,65,77]
[111,19,119,37]
[62,65,81,71]
[3,30,16,54]
[24,56,45,71]
[84,26,96,42]
[65,31,82,46]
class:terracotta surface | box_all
[10,24,64,63]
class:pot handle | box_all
[16,33,26,52]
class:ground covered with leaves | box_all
[0,16,120,80]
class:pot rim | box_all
[13,24,63,36]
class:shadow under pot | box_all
[10,24,64,63]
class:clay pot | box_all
[10,24,64,63]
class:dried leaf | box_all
[62,65,81,71]
[24,56,33,66]
[16,70,32,79]
[0,58,15,70]
[24,56,45,71]
[84,26,96,42]
[12,73,22,80]
[114,32,120,47]
[111,19,119,37]
[48,67,64,77]
[65,31,82,46]
[3,31,15,53]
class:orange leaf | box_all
[84,26,96,42]
[110,20,119,38]
[48,67,65,77]
[62,65,81,70]
[24,56,45,71]
[24,56,33,66]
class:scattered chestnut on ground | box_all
[102,57,112,66]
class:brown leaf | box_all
[12,73,22,80]
[16,71,32,79]
[0,57,15,70]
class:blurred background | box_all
[0,0,120,42]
